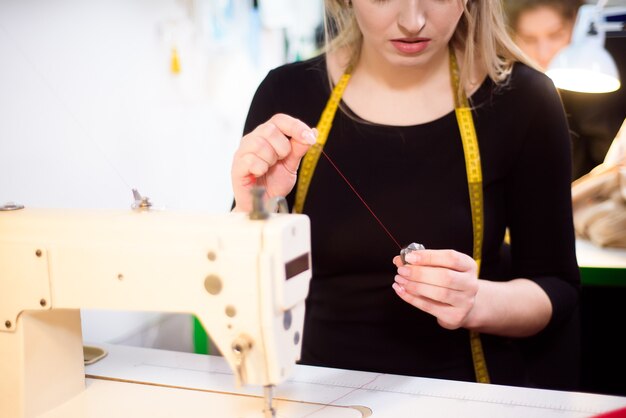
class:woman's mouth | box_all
[390,38,430,54]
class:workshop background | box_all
[0,0,323,353]
[2,0,625,398]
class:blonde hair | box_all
[323,0,536,98]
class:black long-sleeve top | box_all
[242,54,581,390]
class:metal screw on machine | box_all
[231,335,253,387]
[249,186,289,220]
[131,189,152,211]
[266,196,289,214]
[0,202,25,211]
[249,186,269,220]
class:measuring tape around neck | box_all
[293,72,351,214]
[293,46,490,384]
[448,49,489,384]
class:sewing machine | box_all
[4,194,626,418]
[0,191,312,418]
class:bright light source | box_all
[546,40,621,93]
[546,3,622,94]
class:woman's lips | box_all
[390,38,430,54]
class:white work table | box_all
[576,239,626,288]
[576,239,626,270]
[40,343,626,418]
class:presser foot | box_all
[263,385,276,418]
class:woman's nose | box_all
[397,0,426,34]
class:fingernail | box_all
[392,282,405,294]
[405,252,420,263]
[394,275,408,285]
[397,266,410,276]
[301,130,317,145]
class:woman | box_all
[231,0,580,390]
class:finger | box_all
[392,282,448,314]
[269,113,317,146]
[269,114,317,171]
[392,282,467,328]
[397,264,468,291]
[232,122,293,182]
[394,275,466,306]
[232,149,271,179]
[404,249,475,273]
[242,114,316,176]
[239,123,290,163]
[239,114,316,162]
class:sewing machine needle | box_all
[263,385,276,418]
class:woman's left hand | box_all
[392,249,479,330]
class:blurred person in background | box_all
[504,0,626,181]
[504,0,583,71]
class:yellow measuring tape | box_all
[449,50,489,384]
[293,72,351,214]
[294,47,490,383]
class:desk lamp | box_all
[546,1,624,93]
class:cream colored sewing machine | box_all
[0,193,311,418]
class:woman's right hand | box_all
[231,113,317,212]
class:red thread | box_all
[244,174,256,186]
[321,150,402,250]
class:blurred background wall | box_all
[0,0,322,352]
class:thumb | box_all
[282,127,319,174]
[265,114,317,174]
